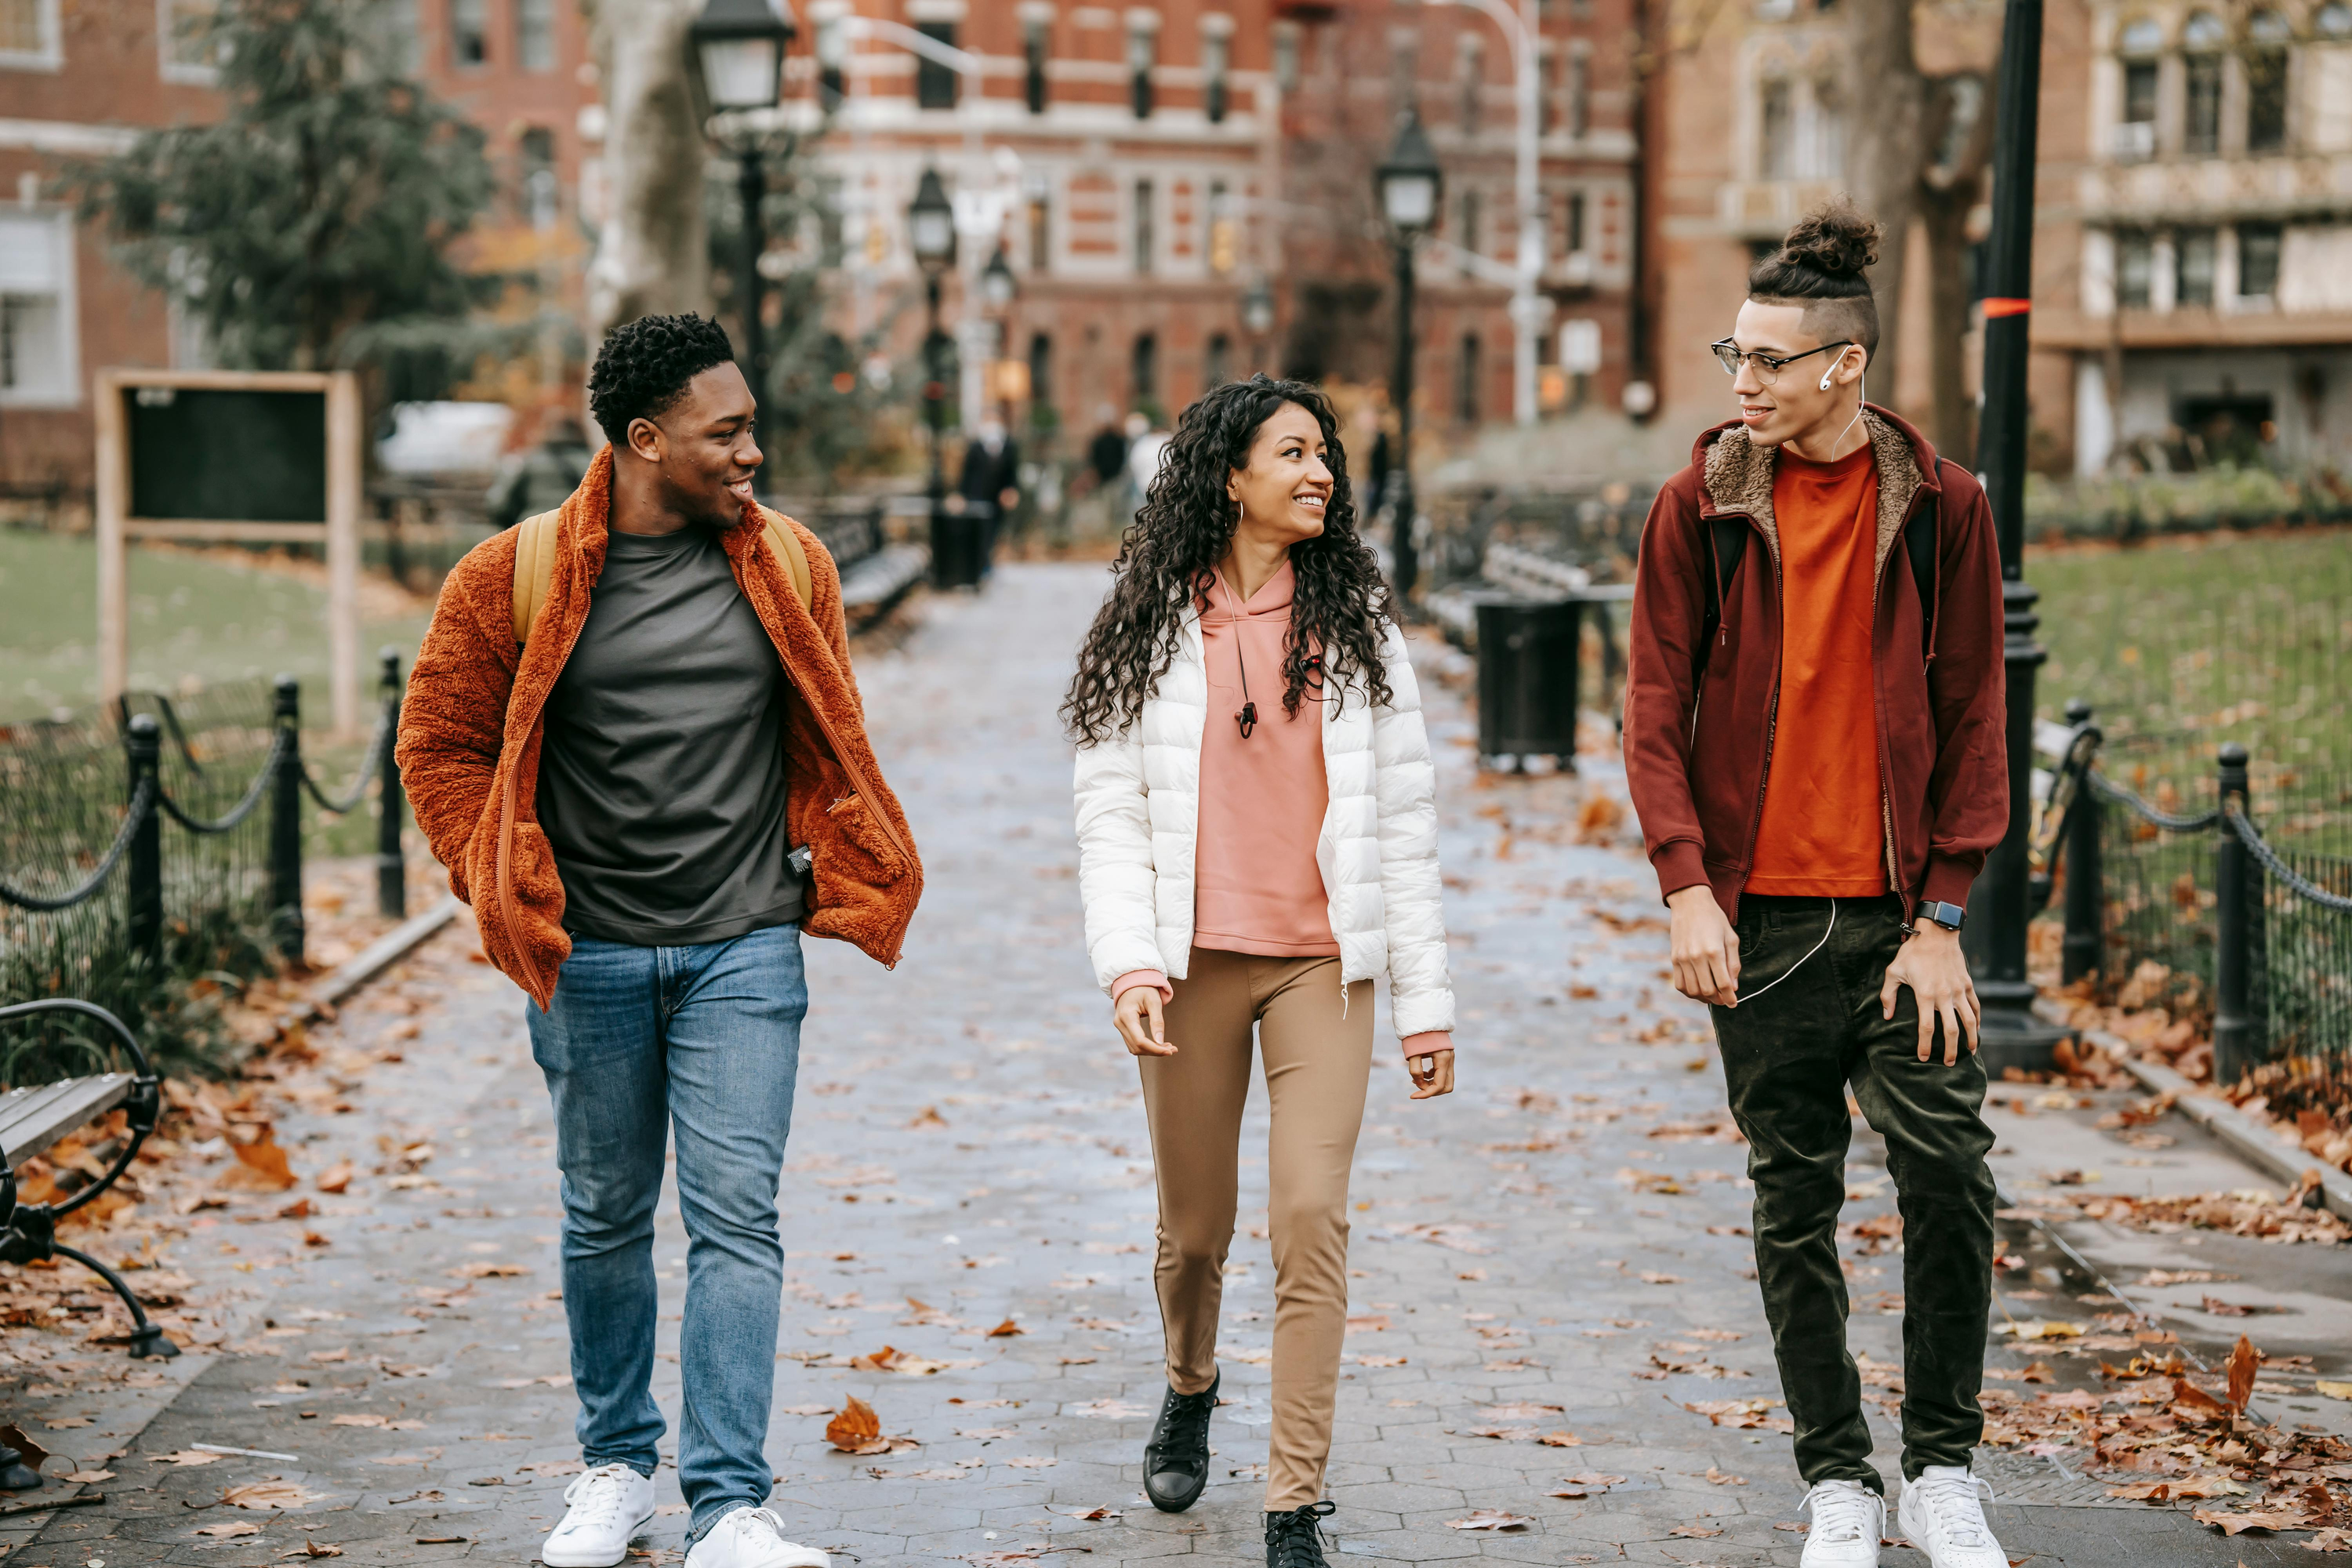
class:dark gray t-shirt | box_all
[535,526,803,946]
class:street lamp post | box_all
[1376,111,1442,607]
[690,0,797,469]
[1962,0,2070,1072]
[910,169,973,589]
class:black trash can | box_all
[1475,597,1583,770]
[930,510,989,590]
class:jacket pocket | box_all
[821,793,909,887]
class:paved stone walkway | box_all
[9,563,2340,1566]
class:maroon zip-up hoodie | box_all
[1623,405,2008,922]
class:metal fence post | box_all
[270,674,305,966]
[2212,741,2260,1082]
[123,714,163,971]
[2060,699,2104,985]
[376,647,407,920]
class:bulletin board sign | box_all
[93,368,365,735]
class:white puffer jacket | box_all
[1072,611,1456,1040]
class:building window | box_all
[2238,222,2281,297]
[1457,34,1483,135]
[1455,332,1480,423]
[1131,331,1157,408]
[2182,12,2224,154]
[1272,20,1300,93]
[1203,20,1230,124]
[1206,332,1233,388]
[1028,332,1053,412]
[1459,187,1481,268]
[450,0,487,66]
[1022,9,1048,114]
[1133,177,1154,274]
[1127,13,1158,118]
[2116,229,2154,307]
[1207,180,1238,274]
[1026,187,1051,274]
[1565,188,1587,255]
[0,209,76,406]
[516,0,554,71]
[1538,42,1559,132]
[1759,79,1795,179]
[1564,48,1590,138]
[519,126,559,230]
[0,0,60,68]
[916,21,958,109]
[157,0,220,82]
[2175,227,2216,306]
[818,175,845,267]
[2245,9,2288,153]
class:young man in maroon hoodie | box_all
[1623,203,2012,1568]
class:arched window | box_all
[2318,2,2352,38]
[2245,9,2290,152]
[2183,12,2226,154]
[2118,19,2162,145]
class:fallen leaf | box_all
[2303,1528,2350,1552]
[1706,1466,1748,1486]
[149,1450,224,1466]
[907,1106,949,1129]
[329,1414,389,1428]
[515,1459,584,1477]
[220,1128,299,1192]
[307,1347,350,1364]
[2194,1508,2315,1535]
[985,1319,1025,1338]
[1639,1271,1683,1285]
[1446,1510,1530,1531]
[1352,1355,1408,1367]
[2225,1334,2259,1412]
[1004,1456,1057,1468]
[448,1262,527,1279]
[223,1481,325,1509]
[2319,1381,2352,1401]
[197,1521,263,1538]
[777,1405,833,1417]
[2001,1320,2087,1340]
[281,1542,344,1559]
[1668,1524,1725,1539]
[826,1396,884,1454]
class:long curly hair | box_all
[1063,376,1394,745]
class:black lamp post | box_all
[690,0,797,469]
[1375,110,1440,607]
[910,169,971,588]
[1961,0,2070,1073]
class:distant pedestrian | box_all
[395,314,923,1568]
[1622,203,2010,1568]
[486,408,597,531]
[1065,376,1457,1568]
[1085,406,1131,492]
[956,410,1022,571]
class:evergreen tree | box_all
[66,0,495,379]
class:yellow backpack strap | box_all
[511,510,561,645]
[760,510,812,608]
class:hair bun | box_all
[1777,200,1881,277]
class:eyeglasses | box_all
[1709,338,1854,385]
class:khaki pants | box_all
[1139,947,1373,1510]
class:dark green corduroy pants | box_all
[1711,893,1997,1490]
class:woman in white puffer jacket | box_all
[1065,376,1456,1568]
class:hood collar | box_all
[1693,403,1939,579]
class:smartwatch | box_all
[1915,899,1966,932]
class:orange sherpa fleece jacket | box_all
[393,446,923,1009]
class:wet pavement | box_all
[5,563,2346,1566]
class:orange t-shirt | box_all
[1745,443,1889,898]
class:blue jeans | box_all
[526,924,807,1541]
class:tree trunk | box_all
[1917,187,1977,461]
[585,0,712,339]
[1841,0,1929,409]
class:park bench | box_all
[805,499,930,628]
[0,999,180,1367]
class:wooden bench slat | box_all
[0,1074,134,1169]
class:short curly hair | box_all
[586,313,738,447]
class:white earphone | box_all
[1819,367,1835,391]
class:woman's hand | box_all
[1407,1048,1454,1100]
[1113,985,1178,1057]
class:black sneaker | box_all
[1265,1501,1336,1568]
[1142,1372,1219,1512]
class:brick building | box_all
[0,0,597,510]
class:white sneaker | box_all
[1898,1465,2008,1568]
[684,1506,830,1568]
[1798,1478,1886,1567]
[542,1463,656,1567]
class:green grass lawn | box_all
[2031,528,2352,806]
[0,527,434,727]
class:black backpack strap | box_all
[1906,461,1941,659]
[1697,514,1747,674]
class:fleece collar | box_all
[1695,405,1936,583]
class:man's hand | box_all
[1112,986,1177,1057]
[1668,884,1740,1007]
[1882,923,1980,1065]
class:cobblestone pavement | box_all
[9,564,2341,1566]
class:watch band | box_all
[1916,899,1966,932]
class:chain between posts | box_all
[2226,802,2352,915]
[2083,768,2223,833]
[0,775,159,912]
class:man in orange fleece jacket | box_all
[394,314,920,1568]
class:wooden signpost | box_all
[92,368,365,735]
